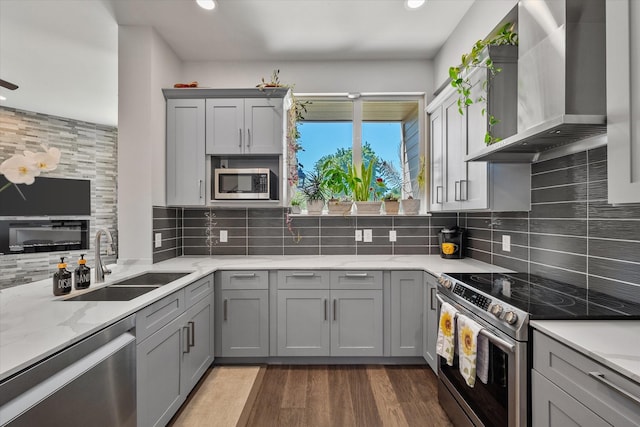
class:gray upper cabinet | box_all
[206,97,283,155]
[166,99,206,206]
[430,105,445,211]
[606,0,640,204]
[423,273,438,373]
[390,271,423,357]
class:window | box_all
[295,95,424,201]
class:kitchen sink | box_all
[64,272,191,301]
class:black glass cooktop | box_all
[444,272,640,320]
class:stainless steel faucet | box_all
[95,228,115,283]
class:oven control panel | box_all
[452,284,491,310]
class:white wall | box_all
[432,0,518,90]
[118,26,181,264]
[183,59,433,98]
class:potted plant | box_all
[401,156,425,215]
[383,193,400,215]
[301,171,326,215]
[289,190,305,214]
[347,161,384,215]
[319,158,353,215]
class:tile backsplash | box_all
[0,107,118,289]
[153,146,640,304]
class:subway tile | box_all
[284,236,319,247]
[530,219,587,236]
[430,216,459,228]
[211,246,246,256]
[248,227,284,238]
[530,248,586,272]
[587,146,607,163]
[532,151,587,174]
[207,217,247,228]
[467,248,492,264]
[464,228,491,241]
[153,218,179,230]
[589,201,640,219]
[492,230,528,247]
[588,220,640,241]
[468,238,492,252]
[183,236,209,247]
[321,227,357,237]
[492,211,529,219]
[320,246,356,256]
[248,218,284,228]
[529,234,587,255]
[530,202,587,219]
[287,217,320,228]
[183,217,210,228]
[493,255,528,272]
[284,246,320,256]
[153,228,179,240]
[465,212,491,219]
[153,249,179,264]
[395,246,432,255]
[247,236,283,248]
[320,236,357,247]
[531,184,587,203]
[529,263,587,288]
[395,236,430,246]
[249,246,284,256]
[531,165,587,189]
[183,227,208,237]
[358,246,392,255]
[492,241,529,261]
[356,217,392,228]
[491,218,529,233]
[588,161,607,182]
[588,180,607,200]
[153,237,179,252]
[320,217,357,227]
[394,217,430,227]
[183,246,211,256]
[209,208,247,219]
[248,208,285,218]
[183,208,210,218]
[465,218,492,230]
[153,206,178,219]
[589,257,640,286]
[589,239,640,264]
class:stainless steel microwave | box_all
[213,168,277,200]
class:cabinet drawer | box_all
[221,271,268,290]
[330,271,382,290]
[137,290,185,342]
[185,274,213,308]
[277,270,330,289]
[533,331,640,427]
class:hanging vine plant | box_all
[257,69,311,189]
[448,22,518,145]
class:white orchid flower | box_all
[24,144,61,173]
[0,153,40,185]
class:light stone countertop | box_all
[530,320,640,383]
[0,254,505,382]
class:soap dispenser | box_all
[74,254,91,290]
[53,257,72,296]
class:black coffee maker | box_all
[439,226,464,259]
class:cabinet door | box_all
[166,99,205,206]
[429,105,444,211]
[181,295,214,393]
[137,312,187,427]
[463,71,490,210]
[277,289,330,356]
[244,98,283,154]
[205,98,244,155]
[390,271,423,357]
[424,274,438,373]
[443,93,465,211]
[607,0,640,203]
[532,370,610,427]
[330,290,383,356]
[221,289,269,357]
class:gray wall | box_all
[463,146,640,303]
[0,106,118,288]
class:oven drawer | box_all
[533,330,640,427]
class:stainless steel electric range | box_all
[436,272,640,427]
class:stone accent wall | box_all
[0,106,117,288]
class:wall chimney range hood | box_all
[467,0,607,163]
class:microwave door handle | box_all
[435,294,516,354]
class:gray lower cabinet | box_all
[390,271,423,357]
[136,274,214,427]
[277,270,383,357]
[423,273,438,372]
[532,330,640,427]
[218,271,269,357]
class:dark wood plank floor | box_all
[243,365,453,427]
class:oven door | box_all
[436,293,527,427]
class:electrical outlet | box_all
[364,229,373,243]
[389,230,397,242]
[355,229,363,241]
[502,234,511,252]
[154,233,162,248]
[220,230,228,243]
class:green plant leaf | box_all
[465,98,473,106]
[485,133,492,143]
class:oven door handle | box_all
[436,294,516,354]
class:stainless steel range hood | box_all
[467,0,606,163]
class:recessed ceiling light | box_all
[406,0,426,9]
[196,0,216,11]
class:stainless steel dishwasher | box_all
[0,315,136,427]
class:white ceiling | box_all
[0,0,474,126]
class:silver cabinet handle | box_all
[454,181,460,201]
[345,273,368,278]
[460,180,468,201]
[588,372,640,405]
[324,299,327,321]
[292,272,315,278]
[247,129,251,148]
[188,321,195,348]
[183,326,190,353]
[223,299,228,321]
[199,180,203,199]
[231,273,256,278]
[436,185,443,204]
[238,128,242,148]
[430,287,437,311]
[333,299,337,321]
